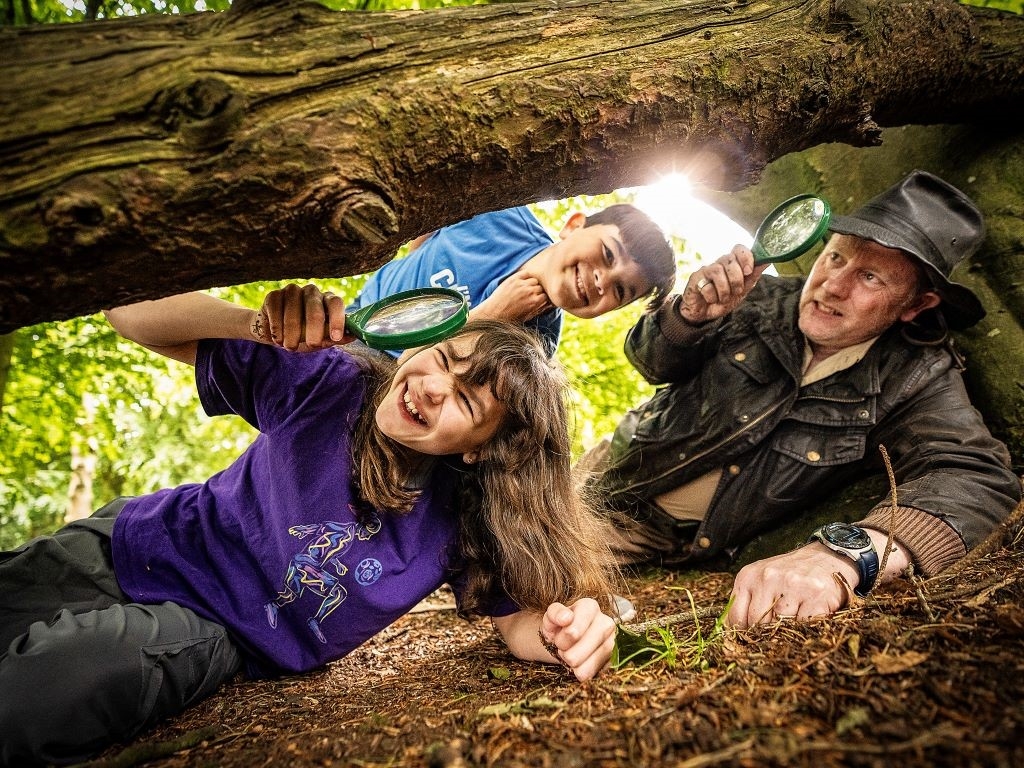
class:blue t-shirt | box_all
[112,339,515,677]
[351,206,563,356]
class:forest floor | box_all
[79,507,1024,768]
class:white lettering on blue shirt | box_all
[430,269,472,304]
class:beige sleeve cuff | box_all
[860,505,967,577]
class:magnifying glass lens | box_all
[752,194,831,264]
[362,294,465,335]
[345,287,469,351]
[760,198,826,255]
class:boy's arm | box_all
[491,598,616,682]
[104,293,257,366]
[406,232,435,253]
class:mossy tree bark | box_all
[2,0,1023,331]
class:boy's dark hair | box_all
[585,204,675,309]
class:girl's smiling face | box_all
[375,334,506,462]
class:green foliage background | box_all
[1,0,489,26]
[959,0,1024,13]
[0,0,709,548]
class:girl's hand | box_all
[255,283,352,351]
[679,245,767,325]
[540,598,617,682]
[472,272,553,323]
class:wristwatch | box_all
[807,522,879,598]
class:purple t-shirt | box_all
[112,339,513,677]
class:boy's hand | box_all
[540,598,616,681]
[255,284,352,351]
[473,272,553,322]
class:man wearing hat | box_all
[582,170,1021,626]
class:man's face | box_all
[376,334,505,463]
[535,216,653,319]
[798,234,939,356]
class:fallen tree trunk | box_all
[2,0,1022,330]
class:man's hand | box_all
[255,284,352,351]
[471,271,553,323]
[679,245,768,325]
[727,543,860,628]
[539,599,617,681]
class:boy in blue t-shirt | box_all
[350,204,676,355]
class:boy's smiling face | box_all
[532,215,653,319]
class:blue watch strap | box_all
[808,523,880,597]
[853,546,879,598]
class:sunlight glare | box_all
[629,173,752,263]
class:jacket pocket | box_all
[761,423,868,505]
[625,386,702,444]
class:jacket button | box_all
[738,414,750,423]
[859,410,870,419]
[806,450,821,462]
[734,352,747,362]
[697,536,712,549]
[678,452,687,460]
[728,464,741,475]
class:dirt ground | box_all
[79,511,1024,768]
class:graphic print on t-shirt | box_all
[429,268,472,303]
[264,511,382,644]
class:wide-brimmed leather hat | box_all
[828,169,986,329]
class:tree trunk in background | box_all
[0,333,13,411]
[2,0,1022,331]
[66,444,98,523]
[696,123,1024,465]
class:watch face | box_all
[822,522,871,549]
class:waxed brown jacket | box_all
[591,278,1021,565]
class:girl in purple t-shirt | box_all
[0,287,618,766]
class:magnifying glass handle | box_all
[342,306,374,344]
[752,244,772,265]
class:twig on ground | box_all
[940,497,1024,575]
[622,605,723,635]
[877,444,900,575]
[907,563,937,622]
[74,726,223,768]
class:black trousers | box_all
[0,499,243,766]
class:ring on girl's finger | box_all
[696,278,710,291]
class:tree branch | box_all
[1,0,1021,330]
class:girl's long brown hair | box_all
[348,321,617,616]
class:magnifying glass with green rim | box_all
[752,194,832,265]
[344,287,469,351]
